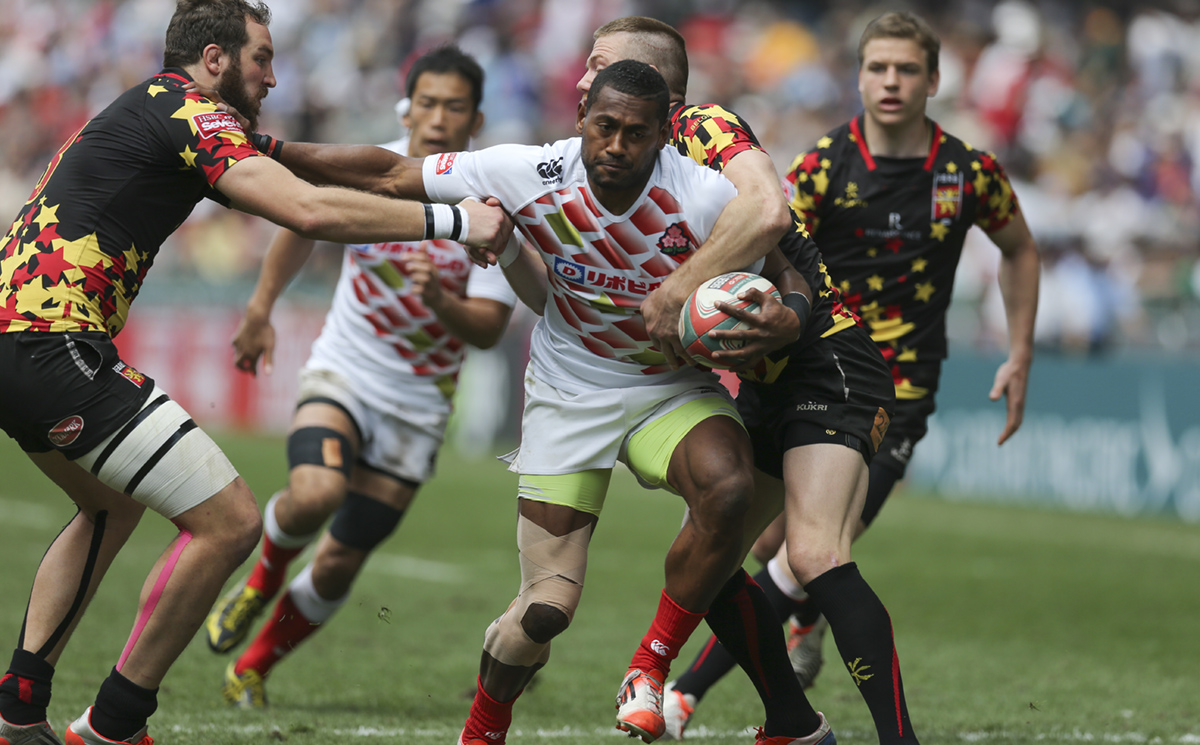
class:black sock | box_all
[804,563,918,744]
[674,563,809,701]
[753,563,811,623]
[703,569,821,738]
[90,668,158,741]
[0,649,54,725]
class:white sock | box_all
[767,556,808,601]
[263,491,319,550]
[288,563,347,623]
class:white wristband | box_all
[424,203,469,242]
[497,236,522,268]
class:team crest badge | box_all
[932,172,962,219]
[435,152,456,175]
[657,223,692,256]
[113,361,146,388]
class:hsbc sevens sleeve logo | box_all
[657,223,692,255]
[435,152,457,175]
[191,111,242,139]
[537,157,564,184]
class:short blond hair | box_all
[594,16,689,98]
[858,11,940,74]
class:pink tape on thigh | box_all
[116,530,193,672]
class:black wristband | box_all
[250,132,284,160]
[781,292,811,332]
[423,204,436,241]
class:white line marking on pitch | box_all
[163,723,1200,741]
[362,553,467,583]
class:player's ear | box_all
[575,99,587,135]
[657,120,670,149]
[470,110,485,138]
[927,68,941,98]
[202,43,224,77]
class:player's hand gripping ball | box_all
[678,272,781,369]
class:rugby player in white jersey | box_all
[239,59,833,743]
[200,46,517,708]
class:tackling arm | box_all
[271,139,428,201]
[988,211,1041,445]
[217,156,511,251]
[642,149,792,365]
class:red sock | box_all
[245,534,303,598]
[628,590,706,679]
[235,593,319,677]
[461,677,515,744]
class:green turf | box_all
[1,434,1198,744]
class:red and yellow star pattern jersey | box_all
[783,115,1019,398]
[667,102,860,383]
[0,68,261,337]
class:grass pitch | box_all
[1,433,1199,744]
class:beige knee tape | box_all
[484,515,592,667]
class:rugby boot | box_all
[64,709,151,745]
[457,729,497,745]
[661,681,695,741]
[222,663,267,709]
[615,668,666,742]
[786,615,827,689]
[205,581,268,653]
[0,711,62,745]
[752,713,836,744]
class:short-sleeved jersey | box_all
[307,140,516,417]
[783,115,1019,398]
[0,68,261,337]
[423,138,738,393]
[667,102,859,383]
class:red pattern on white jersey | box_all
[514,184,701,374]
[422,138,735,391]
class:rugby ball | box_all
[678,272,780,369]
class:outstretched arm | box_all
[232,228,316,375]
[217,156,511,251]
[988,212,1040,445]
[268,138,429,201]
[642,150,792,367]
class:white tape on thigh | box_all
[483,516,592,667]
[77,391,237,519]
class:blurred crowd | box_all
[1,0,1199,353]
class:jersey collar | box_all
[849,114,944,172]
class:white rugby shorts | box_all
[505,369,735,481]
[297,366,444,484]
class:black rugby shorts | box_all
[737,324,895,478]
[0,331,156,458]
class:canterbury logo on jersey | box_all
[536,157,563,184]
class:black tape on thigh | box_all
[328,491,405,551]
[287,427,354,477]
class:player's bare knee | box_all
[520,602,571,644]
[690,468,755,532]
[285,469,348,518]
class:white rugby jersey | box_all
[423,138,737,392]
[307,138,516,424]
